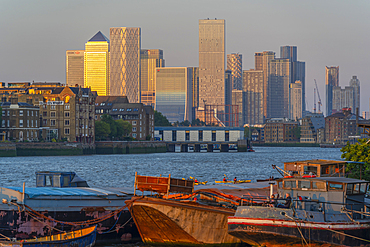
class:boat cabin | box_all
[277,176,369,214]
[284,159,348,177]
[36,171,89,188]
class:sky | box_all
[0,0,369,115]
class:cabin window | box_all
[45,175,53,186]
[53,175,61,187]
[36,175,45,187]
[346,183,353,194]
[278,181,282,188]
[298,180,310,189]
[352,183,367,194]
[360,183,367,194]
[303,166,317,175]
[63,176,70,187]
[284,180,296,189]
[328,183,343,190]
[312,181,326,190]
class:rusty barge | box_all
[0,171,139,244]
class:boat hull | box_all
[127,196,242,246]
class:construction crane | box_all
[314,79,322,113]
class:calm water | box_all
[0,147,343,246]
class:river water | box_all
[0,147,343,246]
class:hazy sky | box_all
[1,0,369,114]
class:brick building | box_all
[264,118,299,143]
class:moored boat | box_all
[215,180,251,184]
[0,225,97,247]
[228,176,370,246]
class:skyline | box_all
[0,0,369,113]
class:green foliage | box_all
[191,119,206,126]
[95,114,132,141]
[116,119,132,139]
[293,126,301,139]
[101,114,117,138]
[154,111,171,126]
[146,135,151,141]
[95,120,111,140]
[341,139,370,180]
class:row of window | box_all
[2,110,38,117]
[163,130,230,142]
[2,120,38,128]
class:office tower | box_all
[243,69,264,125]
[155,67,193,123]
[189,67,199,120]
[227,53,243,90]
[289,81,302,120]
[255,51,275,119]
[66,50,84,87]
[199,19,225,108]
[225,70,232,106]
[232,89,243,127]
[110,27,141,103]
[84,31,109,96]
[140,49,164,107]
[349,76,360,112]
[325,66,339,116]
[280,46,306,111]
[268,58,291,118]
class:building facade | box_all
[325,66,339,116]
[243,69,264,125]
[84,31,110,96]
[155,67,193,123]
[95,96,154,140]
[227,53,243,90]
[264,118,299,143]
[333,86,354,113]
[300,112,325,143]
[199,19,225,108]
[109,27,141,102]
[232,89,243,127]
[66,50,84,87]
[289,80,302,120]
[140,49,165,107]
[349,75,360,112]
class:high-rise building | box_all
[199,19,225,108]
[155,67,193,123]
[332,86,354,113]
[227,53,243,90]
[280,46,305,111]
[232,89,243,127]
[255,51,275,119]
[109,27,141,103]
[349,75,360,112]
[325,66,339,116]
[243,69,264,125]
[66,50,84,87]
[268,58,291,118]
[289,81,302,120]
[84,31,110,96]
[140,49,164,107]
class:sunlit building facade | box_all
[109,27,141,103]
[243,69,264,125]
[325,66,339,116]
[289,80,302,120]
[155,67,193,123]
[66,50,84,87]
[199,19,225,108]
[84,31,110,96]
[227,53,243,90]
[140,49,164,107]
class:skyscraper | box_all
[199,19,225,108]
[84,31,109,96]
[289,81,302,120]
[109,27,141,103]
[227,53,243,90]
[268,58,291,118]
[280,46,297,62]
[243,69,264,125]
[66,50,84,87]
[325,66,339,116]
[140,49,164,107]
[349,75,360,112]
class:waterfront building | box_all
[95,96,154,140]
[243,69,264,125]
[264,118,299,143]
[155,67,193,123]
[254,51,275,119]
[66,50,84,87]
[140,49,165,107]
[332,86,354,113]
[268,58,291,118]
[109,27,141,103]
[289,81,302,120]
[300,112,325,143]
[349,76,360,112]
[325,66,339,116]
[227,53,243,90]
[199,19,225,109]
[84,31,110,96]
[0,97,40,141]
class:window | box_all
[112,108,117,112]
[51,111,56,117]
[134,108,139,112]
[212,131,216,141]
[140,127,142,132]
[43,119,47,125]
[328,183,343,190]
[65,104,70,110]
[1,120,4,127]
[185,131,190,141]
[27,120,29,127]
[225,131,229,142]
[133,121,137,125]
[19,110,23,116]
[31,111,33,116]
[43,112,47,117]
[31,120,33,127]
[19,119,23,127]
[199,130,203,141]
[140,121,142,126]
[140,114,142,119]
[298,180,310,189]
[36,111,38,117]
[36,120,38,127]
[51,105,56,110]
[65,112,70,118]
[284,180,296,189]
[172,130,177,142]
[50,120,56,126]
[65,120,70,126]
[2,111,4,117]
[7,111,9,116]
[132,127,137,132]
[27,111,29,116]
[119,108,125,111]
[132,133,137,138]
[127,108,132,112]
[64,128,70,135]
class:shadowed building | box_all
[325,66,339,116]
[140,49,165,108]
[110,27,141,103]
[66,50,84,87]
[227,53,243,90]
[349,76,360,112]
[84,31,110,96]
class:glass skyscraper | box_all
[227,53,243,90]
[84,31,110,96]
[66,50,84,87]
[325,66,339,116]
[243,69,264,125]
[140,49,164,107]
[155,67,193,123]
[109,27,141,103]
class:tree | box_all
[179,120,191,126]
[191,118,205,126]
[101,114,117,139]
[95,121,111,140]
[116,119,132,139]
[154,111,171,126]
[341,139,370,180]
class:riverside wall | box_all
[95,141,167,154]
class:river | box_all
[0,146,343,246]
